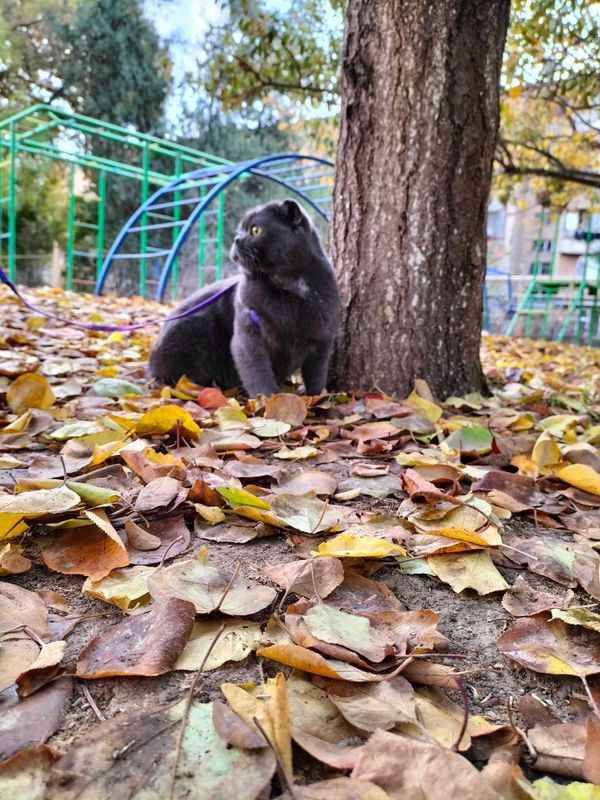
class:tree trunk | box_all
[331,0,511,398]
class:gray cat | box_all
[148,199,339,397]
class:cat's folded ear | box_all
[281,199,306,227]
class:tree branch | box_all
[495,160,600,190]
[233,55,328,97]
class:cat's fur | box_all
[148,199,339,396]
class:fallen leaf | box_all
[147,553,277,615]
[264,393,307,426]
[351,729,502,799]
[262,557,344,599]
[175,619,261,671]
[427,551,509,594]
[0,486,80,518]
[275,470,338,496]
[270,492,343,533]
[304,604,393,662]
[76,598,195,677]
[46,700,275,799]
[0,677,72,761]
[550,607,600,634]
[0,744,59,800]
[92,378,143,397]
[322,676,417,732]
[274,445,318,460]
[42,524,129,581]
[445,425,493,455]
[497,614,600,677]
[82,565,154,609]
[0,583,49,637]
[16,640,66,696]
[7,372,55,414]
[0,543,32,575]
[135,404,200,438]
[314,533,406,559]
[0,350,40,377]
[502,575,575,617]
[222,673,292,779]
[123,518,161,550]
[134,476,184,512]
[124,515,191,565]
[557,464,600,497]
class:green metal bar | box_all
[198,185,207,289]
[540,286,552,339]
[8,123,17,281]
[0,104,231,166]
[588,251,600,346]
[11,137,169,184]
[557,282,586,342]
[96,170,106,280]
[16,118,63,143]
[139,144,150,297]
[171,156,182,301]
[66,162,76,290]
[506,281,534,336]
[576,216,592,344]
[215,191,225,280]
[0,153,3,267]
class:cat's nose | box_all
[234,234,242,245]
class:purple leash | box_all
[0,266,244,333]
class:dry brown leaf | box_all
[262,557,344,599]
[351,729,502,799]
[264,393,307,426]
[134,475,185,512]
[147,553,277,615]
[501,575,575,617]
[42,524,129,581]
[497,614,600,677]
[76,598,195,678]
[0,677,72,761]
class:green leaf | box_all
[444,426,493,454]
[92,378,143,397]
[216,486,271,510]
[49,421,100,440]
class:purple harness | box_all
[0,267,261,332]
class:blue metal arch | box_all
[94,152,334,300]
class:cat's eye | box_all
[250,225,262,237]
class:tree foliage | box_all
[202,0,600,194]
[58,0,171,133]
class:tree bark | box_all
[331,0,511,398]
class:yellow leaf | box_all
[135,405,200,438]
[531,431,561,474]
[194,503,226,525]
[221,675,292,778]
[82,565,154,609]
[508,85,521,98]
[557,464,600,496]
[84,508,128,555]
[0,486,80,518]
[427,551,509,595]
[421,525,501,547]
[7,372,55,413]
[0,513,29,542]
[405,389,442,423]
[96,365,118,377]
[2,410,33,432]
[314,533,406,558]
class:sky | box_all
[143,0,223,130]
